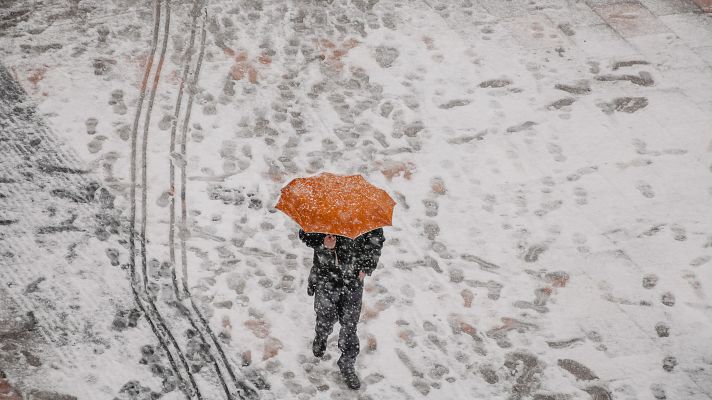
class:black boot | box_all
[312,336,327,358]
[338,359,361,390]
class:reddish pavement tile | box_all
[628,33,708,70]
[638,0,701,15]
[694,46,712,66]
[0,377,21,400]
[502,14,570,50]
[691,0,712,12]
[541,2,606,28]
[478,0,532,18]
[659,13,712,48]
[593,2,671,37]
[584,0,635,5]
[570,23,642,58]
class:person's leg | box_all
[337,284,364,389]
[313,284,339,357]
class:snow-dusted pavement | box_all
[1,0,712,399]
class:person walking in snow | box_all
[275,172,395,389]
[299,228,385,390]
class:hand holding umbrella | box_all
[323,234,337,249]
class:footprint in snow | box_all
[114,123,130,141]
[514,288,551,313]
[655,322,670,337]
[479,365,499,384]
[682,272,704,298]
[547,97,576,111]
[651,383,667,399]
[642,274,658,289]
[585,330,607,352]
[546,337,584,349]
[636,181,655,198]
[461,289,474,307]
[422,198,439,217]
[503,352,544,397]
[557,359,598,381]
[427,333,448,354]
[423,221,439,240]
[661,292,675,307]
[479,79,512,88]
[85,117,98,135]
[574,186,588,205]
[583,386,612,400]
[547,142,567,162]
[109,89,127,115]
[506,121,537,133]
[105,247,120,266]
[689,255,711,267]
[554,80,591,95]
[598,97,648,114]
[87,135,107,154]
[486,318,538,348]
[524,244,547,262]
[465,280,503,300]
[662,356,677,372]
[670,224,686,241]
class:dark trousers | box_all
[313,283,363,367]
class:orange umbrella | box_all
[275,172,395,239]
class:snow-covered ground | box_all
[1,0,712,399]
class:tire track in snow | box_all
[127,1,199,398]
[176,5,260,398]
[131,0,258,397]
[168,0,201,297]
[129,0,160,288]
[140,0,172,294]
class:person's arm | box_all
[356,228,385,276]
[299,229,325,249]
[307,265,318,296]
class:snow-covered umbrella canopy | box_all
[275,172,395,239]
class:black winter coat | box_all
[299,228,385,291]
